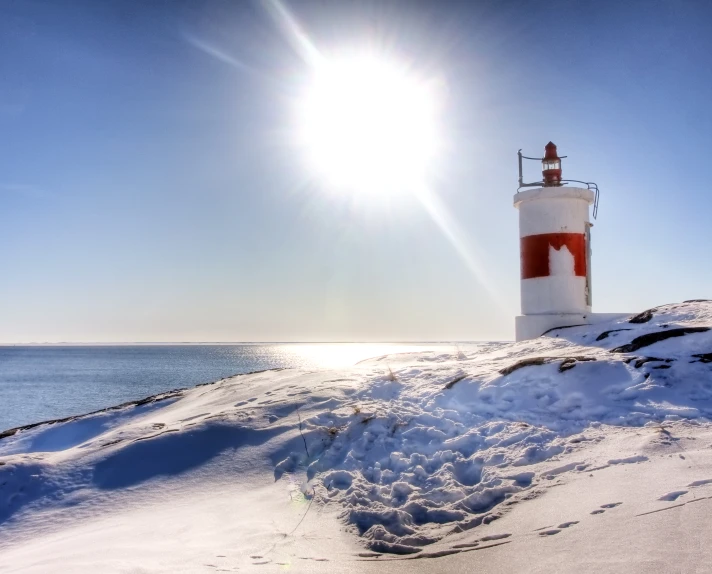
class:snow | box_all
[1,300,712,572]
[548,244,574,276]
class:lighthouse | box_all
[514,143,628,341]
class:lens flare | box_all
[253,0,505,311]
[296,55,441,194]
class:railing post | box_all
[517,150,523,188]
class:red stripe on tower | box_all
[520,233,587,279]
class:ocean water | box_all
[0,343,460,431]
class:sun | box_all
[296,54,441,194]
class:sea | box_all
[0,343,463,431]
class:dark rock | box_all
[559,357,596,372]
[541,324,588,337]
[596,328,632,341]
[499,357,550,375]
[559,360,577,372]
[611,327,710,354]
[633,357,671,369]
[692,353,712,364]
[445,374,468,389]
[563,357,595,370]
[499,356,596,376]
[628,308,656,324]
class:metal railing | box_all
[516,150,600,219]
[560,180,600,219]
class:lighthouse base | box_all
[515,312,632,342]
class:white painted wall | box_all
[515,187,594,236]
[514,187,594,316]
[521,276,588,315]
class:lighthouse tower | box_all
[514,143,627,341]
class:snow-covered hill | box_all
[1,301,712,572]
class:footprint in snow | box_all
[592,502,622,514]
[607,456,648,465]
[358,552,383,558]
[558,521,579,528]
[480,533,512,542]
[180,413,210,423]
[539,522,578,536]
[234,398,258,406]
[659,490,688,501]
[687,479,712,487]
[453,532,513,548]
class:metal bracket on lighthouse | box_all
[517,144,600,219]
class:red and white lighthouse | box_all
[514,143,627,340]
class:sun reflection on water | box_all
[275,343,461,369]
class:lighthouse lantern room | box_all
[513,143,627,341]
[541,141,562,186]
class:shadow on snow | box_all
[92,424,281,490]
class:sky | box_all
[1,0,711,343]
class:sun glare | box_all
[297,55,441,194]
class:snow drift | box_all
[1,300,712,570]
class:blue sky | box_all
[1,0,711,343]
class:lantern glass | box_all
[543,160,560,171]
